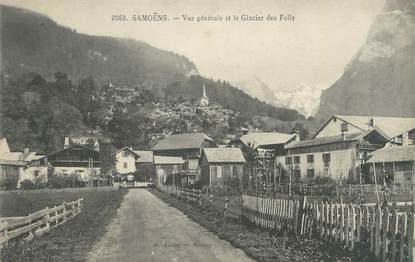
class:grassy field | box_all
[0,188,127,261]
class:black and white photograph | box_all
[0,0,414,261]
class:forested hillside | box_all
[0,5,306,153]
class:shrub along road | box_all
[87,189,253,262]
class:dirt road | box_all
[87,189,254,262]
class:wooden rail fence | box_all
[0,198,83,249]
[242,194,415,261]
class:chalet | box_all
[39,145,101,184]
[151,133,216,180]
[313,115,415,145]
[0,137,44,188]
[154,156,184,187]
[200,148,246,187]
[367,145,415,185]
[280,129,390,183]
[0,159,28,189]
[114,147,140,175]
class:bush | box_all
[314,176,336,185]
[20,179,36,190]
[48,174,86,188]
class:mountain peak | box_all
[315,0,415,120]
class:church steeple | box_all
[200,84,209,107]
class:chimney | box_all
[64,137,70,149]
[294,131,301,141]
[369,118,375,127]
[24,147,29,155]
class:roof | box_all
[134,150,154,163]
[152,133,214,151]
[0,138,10,154]
[314,115,415,139]
[239,132,296,149]
[203,148,246,163]
[367,145,415,163]
[154,156,184,165]
[0,159,28,167]
[0,152,22,161]
[285,133,362,149]
[40,144,99,160]
[114,147,140,157]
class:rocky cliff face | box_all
[316,0,415,120]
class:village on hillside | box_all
[1,1,415,261]
[1,86,414,191]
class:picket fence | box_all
[0,198,83,249]
[242,194,415,261]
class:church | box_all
[200,84,209,107]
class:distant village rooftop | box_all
[203,148,246,163]
[152,133,214,151]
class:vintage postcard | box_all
[0,0,414,261]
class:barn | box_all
[200,148,246,187]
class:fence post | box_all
[0,222,9,250]
[300,196,307,235]
[223,197,230,218]
[54,205,58,226]
[381,206,389,261]
[408,212,415,261]
[62,201,67,223]
[391,203,398,262]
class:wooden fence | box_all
[0,187,117,195]
[242,194,415,261]
[248,183,412,201]
[157,185,235,217]
[0,198,83,249]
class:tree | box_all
[100,141,116,176]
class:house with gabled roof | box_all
[154,156,184,187]
[114,147,155,183]
[275,114,414,183]
[313,115,415,145]
[114,147,141,175]
[0,137,45,188]
[37,144,101,185]
[200,148,246,187]
[152,133,216,181]
[367,145,415,185]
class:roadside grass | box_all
[0,188,128,261]
[150,188,373,262]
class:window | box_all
[307,154,314,163]
[123,162,128,169]
[294,156,300,164]
[285,156,292,165]
[341,122,348,132]
[307,169,315,178]
[323,153,330,167]
[123,151,129,158]
[34,170,39,177]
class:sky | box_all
[3,0,384,92]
